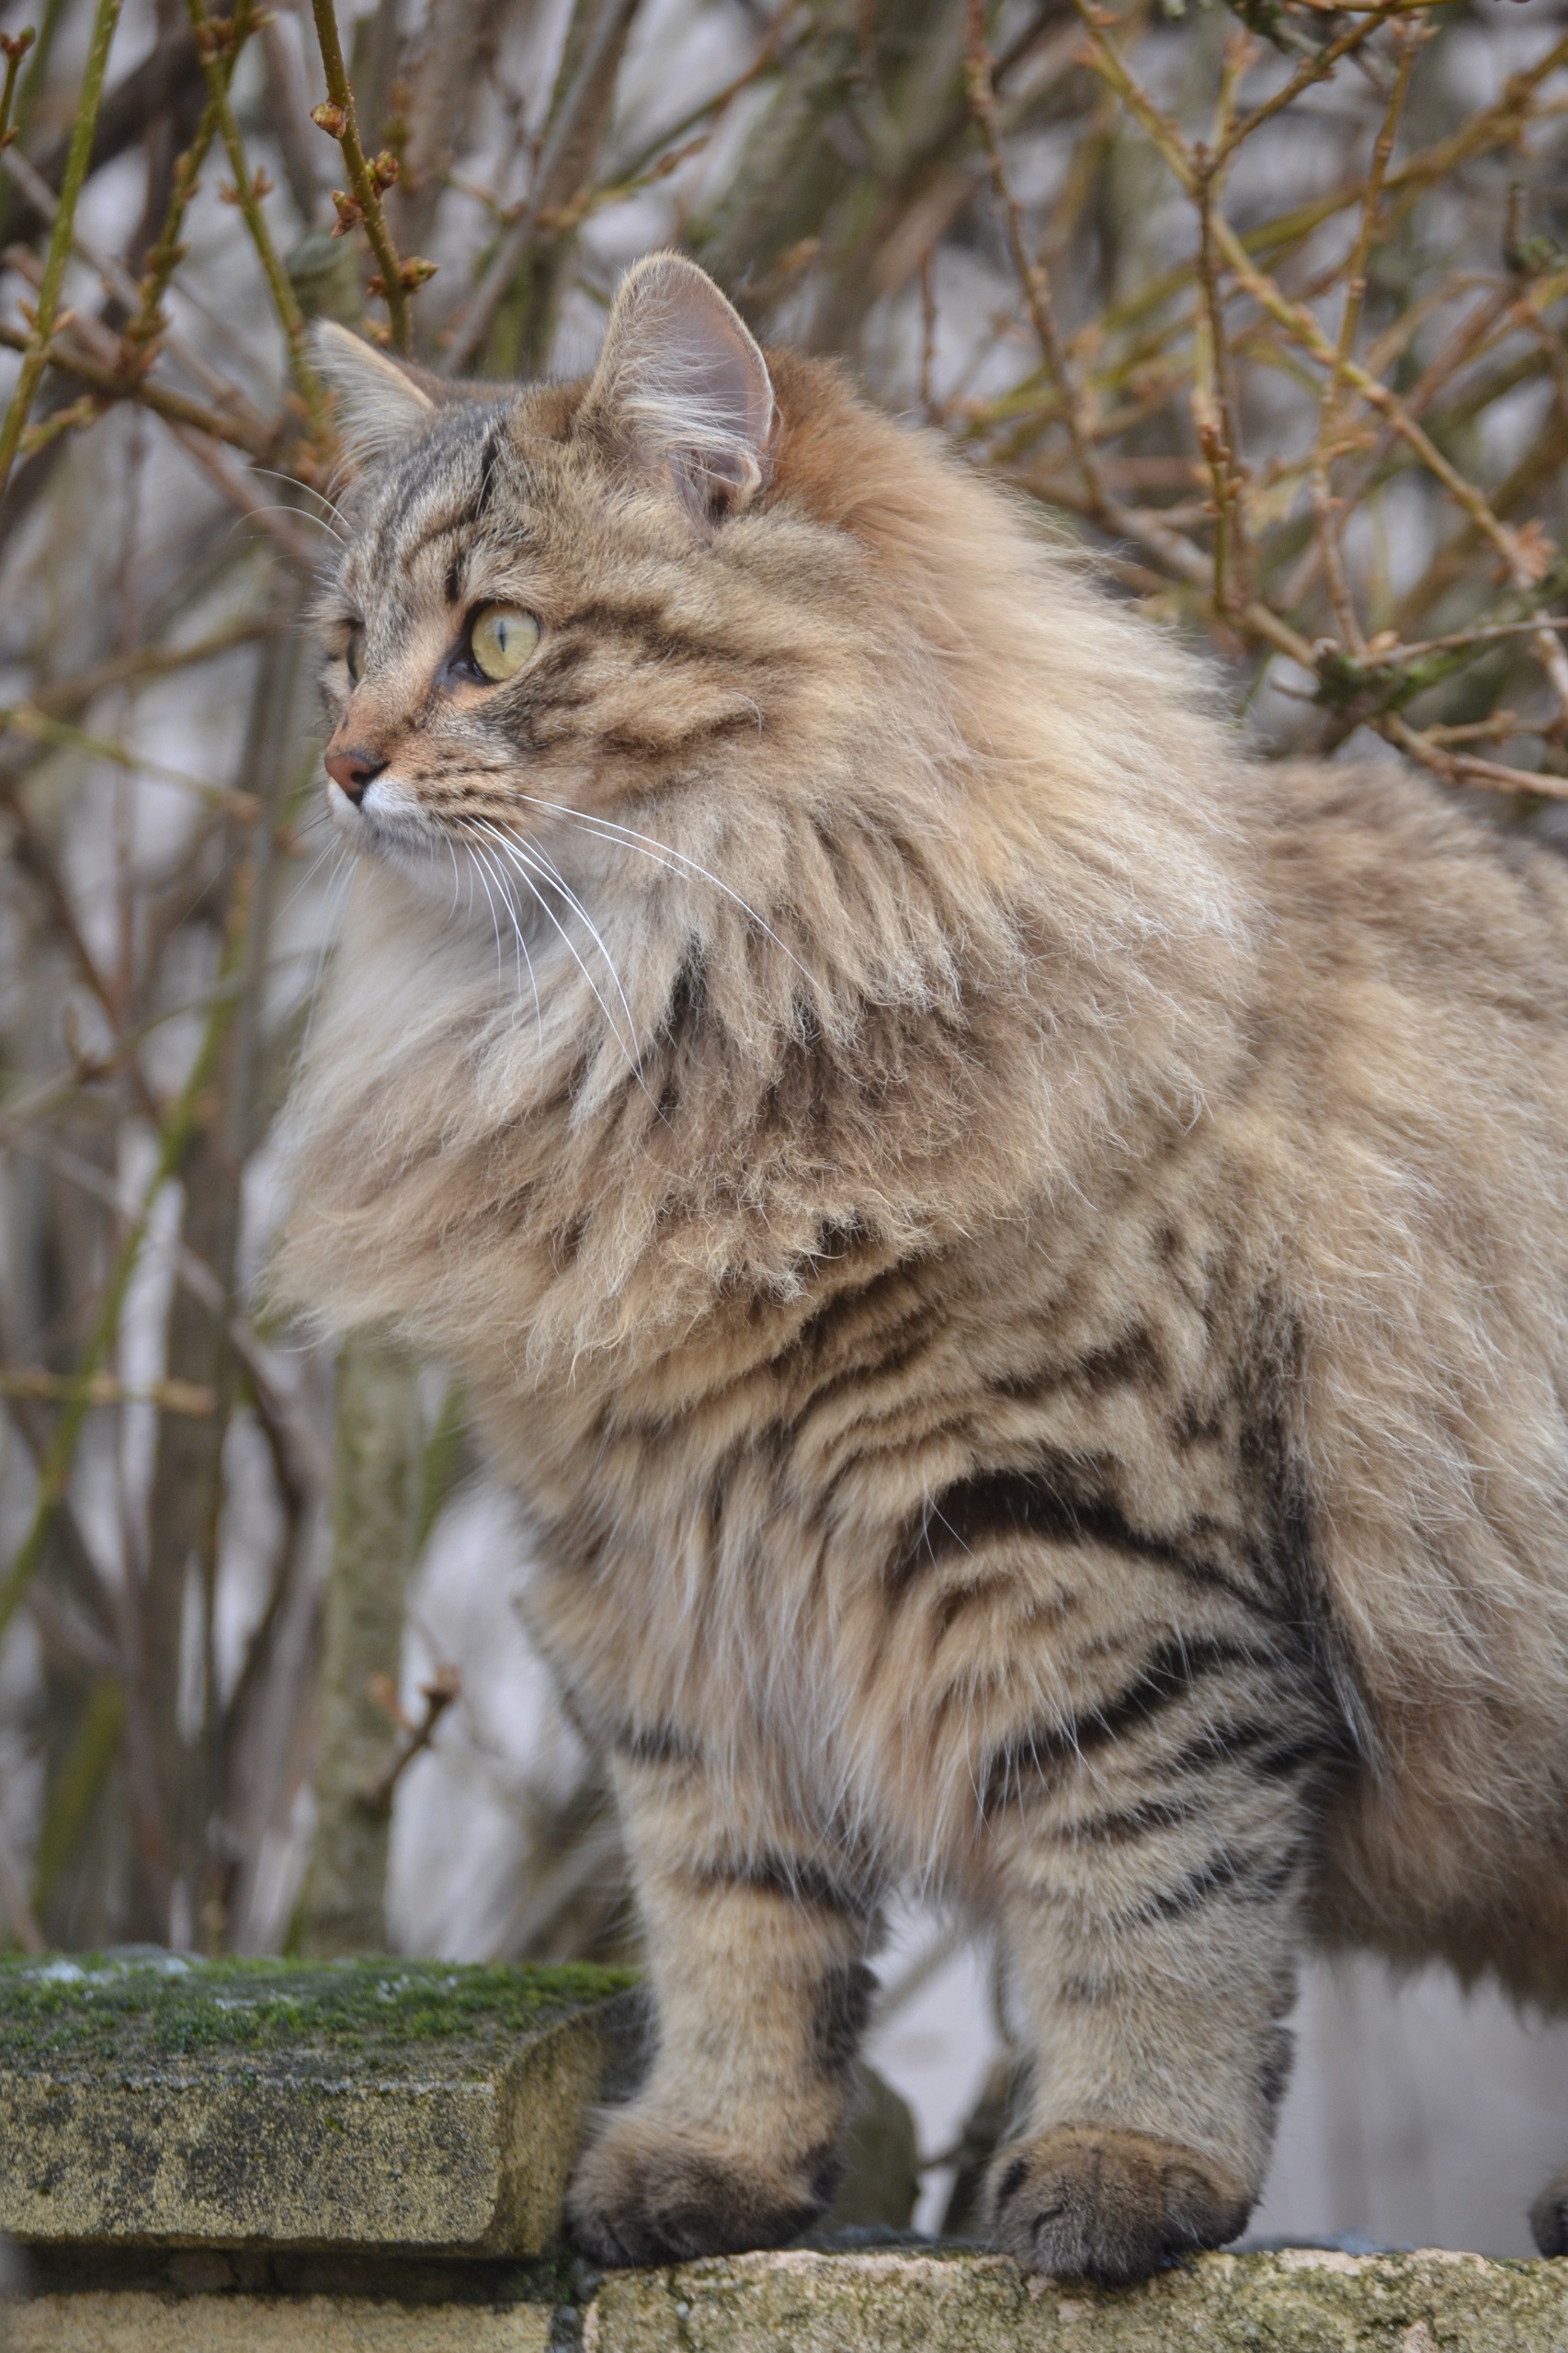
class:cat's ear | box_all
[577,254,776,530]
[313,320,435,470]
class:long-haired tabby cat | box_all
[279,253,1568,2282]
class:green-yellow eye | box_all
[345,625,364,683]
[470,603,540,682]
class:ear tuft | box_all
[577,255,776,531]
[314,319,436,471]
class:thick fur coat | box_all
[278,256,1568,2280]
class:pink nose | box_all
[324,745,386,805]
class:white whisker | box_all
[458,819,647,1092]
[473,835,545,1050]
[245,501,345,547]
[506,790,811,982]
[468,836,509,983]
[476,818,639,1053]
[249,466,350,541]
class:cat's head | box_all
[310,256,943,1001]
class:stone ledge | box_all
[585,2246,1568,2353]
[0,1954,639,2259]
[17,2243,1568,2350]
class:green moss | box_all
[0,1955,637,2074]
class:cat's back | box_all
[1214,756,1568,1973]
[1237,753,1568,1267]
[1254,754,1568,1015]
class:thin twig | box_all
[186,0,325,429]
[1311,17,1416,653]
[0,0,122,498]
[307,0,424,352]
[0,1368,218,1415]
[968,0,1106,514]
[360,1665,461,1815]
[0,875,254,1644]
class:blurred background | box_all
[0,0,1564,2256]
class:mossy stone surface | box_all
[0,1954,637,2257]
[585,2245,1568,2353]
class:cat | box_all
[278,252,1568,2284]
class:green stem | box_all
[0,30,37,151]
[185,0,326,430]
[29,1677,125,1915]
[11,0,63,144]
[0,0,122,500]
[1315,561,1568,721]
[309,0,412,351]
[122,93,226,369]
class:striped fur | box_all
[278,256,1568,2280]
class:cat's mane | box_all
[279,347,1254,1376]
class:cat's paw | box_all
[566,2109,829,2267]
[987,2124,1250,2286]
[1530,2167,1568,2256]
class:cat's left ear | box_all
[313,320,436,472]
[577,254,776,532]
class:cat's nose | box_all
[324,745,387,805]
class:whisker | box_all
[286,831,348,909]
[249,466,350,540]
[476,818,639,1053]
[472,835,544,1050]
[505,790,812,983]
[467,838,509,984]
[244,502,343,547]
[457,818,647,1091]
[481,832,640,1071]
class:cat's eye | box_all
[469,604,540,683]
[345,626,365,685]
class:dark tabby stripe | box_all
[1053,1791,1198,1845]
[700,1854,869,1916]
[611,1720,701,1768]
[885,1461,1267,1611]
[1131,1845,1278,1927]
[980,1634,1269,1817]
[810,1960,875,2075]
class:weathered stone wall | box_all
[5,1958,1568,2353]
[16,2248,1568,2352]
[587,2246,1568,2352]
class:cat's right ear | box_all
[576,254,776,533]
[313,320,435,471]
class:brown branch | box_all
[360,1665,461,1816]
[1310,17,1416,654]
[1379,710,1568,800]
[0,0,123,498]
[968,0,1107,516]
[0,1368,218,1415]
[308,0,425,351]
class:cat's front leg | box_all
[979,1606,1330,2285]
[566,1731,881,2266]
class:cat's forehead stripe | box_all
[358,412,540,605]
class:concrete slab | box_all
[584,2245,1568,2353]
[0,1954,637,2258]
